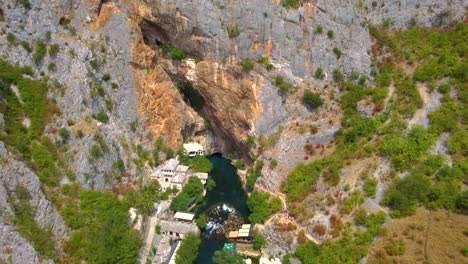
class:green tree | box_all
[302,90,323,109]
[127,180,161,215]
[206,177,216,191]
[253,232,267,250]
[196,214,207,229]
[212,250,244,264]
[247,191,273,224]
[241,58,254,72]
[188,155,213,173]
[175,233,201,264]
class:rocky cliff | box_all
[0,0,465,262]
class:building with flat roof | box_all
[193,172,208,185]
[183,142,204,157]
[228,224,255,244]
[159,220,199,238]
[174,211,195,222]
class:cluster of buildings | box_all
[150,142,208,192]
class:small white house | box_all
[183,142,204,157]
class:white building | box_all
[150,157,209,191]
[183,142,204,157]
[151,158,192,191]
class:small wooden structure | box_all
[227,224,254,244]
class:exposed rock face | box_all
[179,61,263,153]
[0,143,66,263]
[0,0,466,261]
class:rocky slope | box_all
[0,0,465,262]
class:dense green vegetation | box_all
[126,180,162,215]
[241,58,254,72]
[212,250,244,264]
[161,43,187,60]
[381,155,466,217]
[11,185,58,260]
[247,191,282,223]
[282,159,328,204]
[295,211,386,264]
[246,160,264,191]
[282,0,300,9]
[65,190,142,263]
[33,40,47,65]
[274,75,293,95]
[186,155,213,173]
[302,90,324,109]
[175,233,201,264]
[285,22,467,263]
[170,176,204,211]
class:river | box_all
[194,154,250,264]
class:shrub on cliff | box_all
[282,0,300,9]
[241,58,254,72]
[302,90,323,110]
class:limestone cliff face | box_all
[181,61,263,154]
[0,0,465,261]
[130,39,204,148]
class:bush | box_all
[253,232,267,250]
[332,47,342,59]
[170,177,204,211]
[90,145,102,158]
[33,40,47,65]
[327,30,334,39]
[94,111,109,123]
[241,58,254,72]
[102,74,111,82]
[175,233,201,264]
[282,159,327,203]
[89,59,100,71]
[227,24,240,38]
[438,83,451,94]
[302,90,323,109]
[316,26,323,34]
[59,128,70,141]
[21,41,32,52]
[126,180,161,215]
[363,178,378,197]
[187,155,213,173]
[7,32,16,45]
[212,250,244,264]
[247,191,281,224]
[48,63,57,72]
[48,44,60,57]
[111,82,118,89]
[269,159,278,169]
[282,0,300,9]
[385,239,406,256]
[161,43,187,60]
[333,69,345,84]
[196,214,207,229]
[315,67,324,79]
[65,191,141,263]
[274,75,293,95]
[18,0,31,9]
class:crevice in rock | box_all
[97,0,112,17]
[139,18,206,59]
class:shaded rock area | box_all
[0,0,465,262]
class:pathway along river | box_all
[194,154,250,264]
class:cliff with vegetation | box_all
[0,0,466,263]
